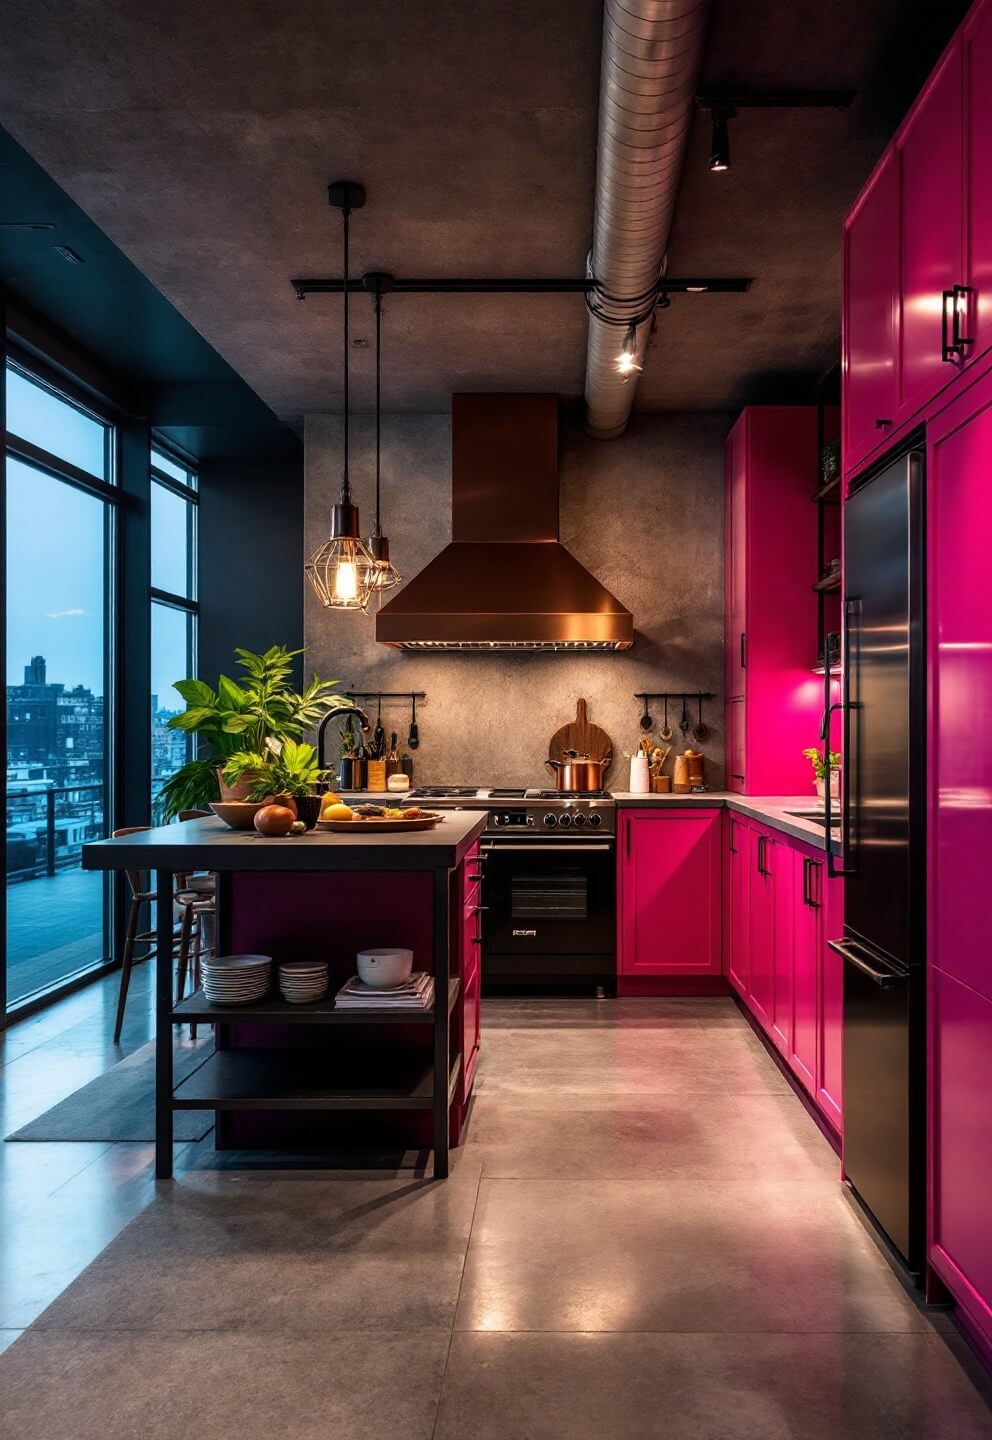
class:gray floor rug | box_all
[6,1040,214,1144]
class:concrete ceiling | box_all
[0,0,968,423]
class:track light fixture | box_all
[709,109,732,172]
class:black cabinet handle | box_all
[728,820,737,855]
[757,834,768,876]
[626,820,631,858]
[740,632,746,670]
[942,288,957,362]
[874,417,892,429]
[953,283,974,354]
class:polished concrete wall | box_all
[304,410,729,789]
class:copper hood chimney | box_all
[375,394,634,650]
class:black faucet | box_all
[317,703,372,773]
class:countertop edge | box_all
[612,792,840,854]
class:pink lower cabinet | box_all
[790,851,821,1092]
[930,968,992,1354]
[816,869,844,1134]
[723,813,750,997]
[745,825,778,1028]
[619,809,722,977]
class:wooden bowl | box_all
[209,801,267,831]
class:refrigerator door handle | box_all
[828,938,902,988]
[822,598,860,879]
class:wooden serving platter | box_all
[548,698,613,777]
[317,812,444,833]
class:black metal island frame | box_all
[82,811,488,1181]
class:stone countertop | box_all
[612,792,839,852]
[82,810,489,873]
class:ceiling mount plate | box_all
[327,180,366,211]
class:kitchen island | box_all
[82,811,488,1180]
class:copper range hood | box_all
[375,394,634,650]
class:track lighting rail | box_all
[345,691,427,702]
[292,275,752,299]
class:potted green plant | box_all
[802,745,841,802]
[223,739,326,829]
[159,645,349,820]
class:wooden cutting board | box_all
[548,698,613,778]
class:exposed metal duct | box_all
[584,0,711,439]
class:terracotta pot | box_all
[216,765,257,803]
[271,794,298,818]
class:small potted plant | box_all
[803,745,841,802]
[223,739,327,830]
[338,723,362,791]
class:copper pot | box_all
[545,751,609,793]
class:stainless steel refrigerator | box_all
[825,442,927,1274]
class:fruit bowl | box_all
[209,801,267,831]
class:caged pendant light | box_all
[305,181,378,611]
[364,272,402,608]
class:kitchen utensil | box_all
[651,776,672,793]
[408,694,420,750]
[629,754,650,794]
[548,698,613,779]
[372,697,385,758]
[639,694,652,731]
[356,947,414,989]
[659,696,673,741]
[692,694,707,742]
[679,694,690,734]
[545,752,610,793]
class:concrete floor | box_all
[1,984,991,1437]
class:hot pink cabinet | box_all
[897,40,964,419]
[723,408,821,795]
[844,151,900,474]
[929,968,992,1353]
[723,813,750,997]
[723,818,843,1135]
[619,810,721,976]
[964,0,992,367]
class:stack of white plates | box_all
[279,962,329,1004]
[201,954,271,1005]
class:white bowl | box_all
[356,947,414,989]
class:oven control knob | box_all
[558,812,572,828]
[544,813,557,828]
[493,814,502,826]
[588,812,603,828]
[527,815,535,826]
[572,811,588,827]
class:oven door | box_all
[481,837,616,979]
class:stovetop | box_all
[409,787,612,802]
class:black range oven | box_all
[479,800,616,993]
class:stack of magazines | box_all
[335,973,435,1010]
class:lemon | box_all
[325,802,354,822]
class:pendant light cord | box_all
[374,283,383,537]
[341,201,351,504]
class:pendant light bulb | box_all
[304,181,376,612]
[364,276,402,609]
[616,321,643,379]
[709,109,731,172]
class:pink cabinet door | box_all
[726,697,746,793]
[724,814,749,996]
[965,0,992,368]
[817,869,844,1133]
[460,891,482,1096]
[770,838,794,1056]
[930,968,992,1352]
[620,810,722,975]
[747,826,775,1026]
[929,373,992,1005]
[844,150,900,475]
[790,851,821,1093]
[726,415,747,701]
[897,38,964,420]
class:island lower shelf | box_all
[173,1048,464,1111]
[171,978,460,1026]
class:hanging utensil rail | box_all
[345,691,427,701]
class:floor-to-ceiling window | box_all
[150,444,198,822]
[4,361,117,1009]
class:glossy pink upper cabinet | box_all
[929,372,992,1005]
[844,150,900,475]
[898,38,965,419]
[964,0,992,367]
[620,810,722,976]
[726,419,747,703]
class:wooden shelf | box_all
[172,1048,463,1112]
[813,569,842,593]
[171,979,459,1026]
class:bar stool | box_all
[112,826,182,1043]
[175,811,216,1038]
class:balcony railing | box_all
[6,781,105,880]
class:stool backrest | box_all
[113,826,152,899]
